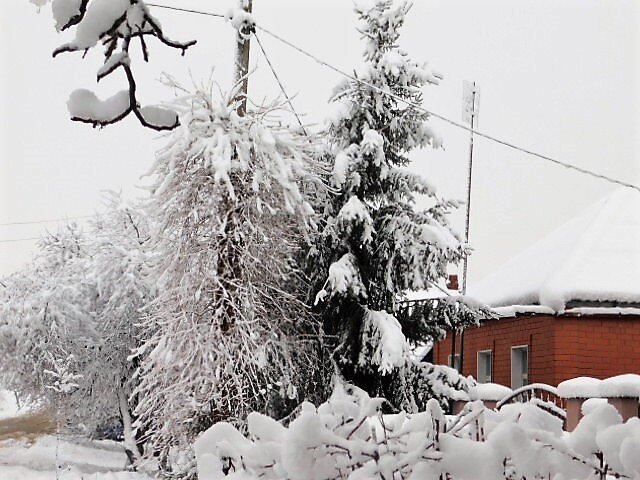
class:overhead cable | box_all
[143,2,640,192]
[145,3,225,18]
[0,215,93,227]
[253,32,306,134]
[254,24,640,193]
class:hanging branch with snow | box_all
[130,84,328,475]
[33,0,196,130]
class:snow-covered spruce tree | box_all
[309,0,476,412]
[131,85,326,475]
[0,198,152,463]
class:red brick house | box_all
[432,188,640,388]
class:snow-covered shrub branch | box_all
[396,295,496,347]
[194,385,640,480]
[32,0,196,130]
[130,85,329,475]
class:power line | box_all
[253,32,306,134]
[145,3,307,132]
[143,2,640,192]
[0,215,93,227]
[145,3,225,18]
[2,1,634,240]
[254,24,640,193]
[0,237,41,244]
[143,3,640,192]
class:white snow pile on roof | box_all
[558,374,640,398]
[470,188,640,313]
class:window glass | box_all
[477,350,492,383]
[511,346,529,389]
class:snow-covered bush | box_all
[130,85,328,475]
[194,383,640,480]
[307,0,477,411]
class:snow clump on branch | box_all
[32,0,196,130]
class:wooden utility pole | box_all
[233,0,254,116]
[221,0,253,332]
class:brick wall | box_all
[553,316,640,382]
[432,314,640,388]
[433,315,556,387]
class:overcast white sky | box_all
[1,0,639,284]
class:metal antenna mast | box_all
[457,80,479,374]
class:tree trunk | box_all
[117,387,142,467]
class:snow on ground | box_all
[0,389,151,480]
[0,390,21,420]
[0,436,152,480]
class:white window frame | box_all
[510,345,529,389]
[447,354,461,371]
[477,349,492,383]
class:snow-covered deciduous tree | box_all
[0,222,94,417]
[308,0,478,411]
[31,0,196,130]
[0,196,152,463]
[130,84,327,475]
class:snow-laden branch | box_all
[34,0,196,130]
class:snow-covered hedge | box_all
[194,384,640,480]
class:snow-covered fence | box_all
[559,374,640,431]
[193,384,640,480]
[496,383,567,423]
[452,382,513,413]
[453,375,640,432]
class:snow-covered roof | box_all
[470,188,640,314]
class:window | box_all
[511,346,529,389]
[448,354,460,371]
[477,350,492,383]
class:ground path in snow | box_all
[0,410,56,442]
[0,390,152,479]
[0,419,152,480]
[0,434,153,479]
